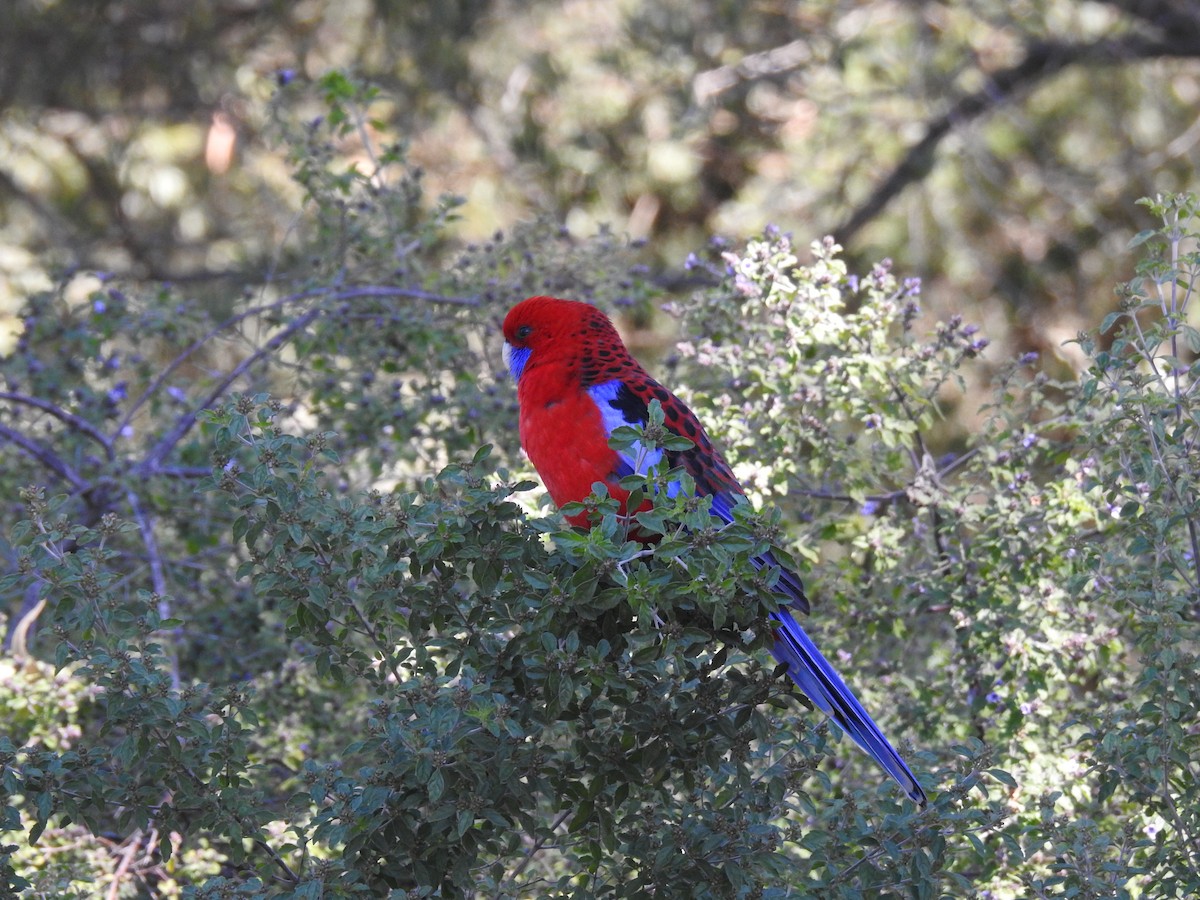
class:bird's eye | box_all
[515,324,533,340]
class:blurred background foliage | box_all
[4,0,1200,367]
[2,0,1200,897]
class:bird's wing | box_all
[588,377,809,613]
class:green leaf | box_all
[1128,228,1158,248]
[455,810,473,839]
[987,767,1018,787]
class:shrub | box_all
[1,74,1197,898]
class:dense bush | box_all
[1,76,1198,898]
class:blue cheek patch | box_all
[505,344,531,382]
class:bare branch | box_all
[0,390,115,458]
[119,294,304,432]
[149,725,301,885]
[133,285,478,470]
[498,807,573,898]
[0,421,89,490]
[693,39,811,104]
[141,307,323,470]
[145,464,211,479]
[106,828,142,900]
[6,583,46,657]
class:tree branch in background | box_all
[141,307,323,470]
[692,39,812,104]
[136,285,476,471]
[0,390,115,459]
[121,285,476,435]
[1101,0,1200,40]
[0,420,89,491]
[836,33,1200,243]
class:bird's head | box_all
[501,296,620,382]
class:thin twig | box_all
[106,829,142,900]
[118,290,319,431]
[347,100,402,254]
[1123,313,1200,593]
[120,284,477,433]
[790,448,980,507]
[146,464,211,479]
[499,807,573,896]
[1162,218,1200,594]
[126,488,181,690]
[791,486,908,506]
[149,725,301,884]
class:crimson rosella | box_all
[502,295,927,806]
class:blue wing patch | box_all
[588,380,664,477]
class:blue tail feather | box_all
[771,610,927,806]
[706,489,923,804]
[756,548,809,614]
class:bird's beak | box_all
[502,341,512,373]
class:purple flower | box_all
[92,299,107,314]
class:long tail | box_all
[771,609,927,806]
[754,548,810,614]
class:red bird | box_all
[502,295,926,806]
